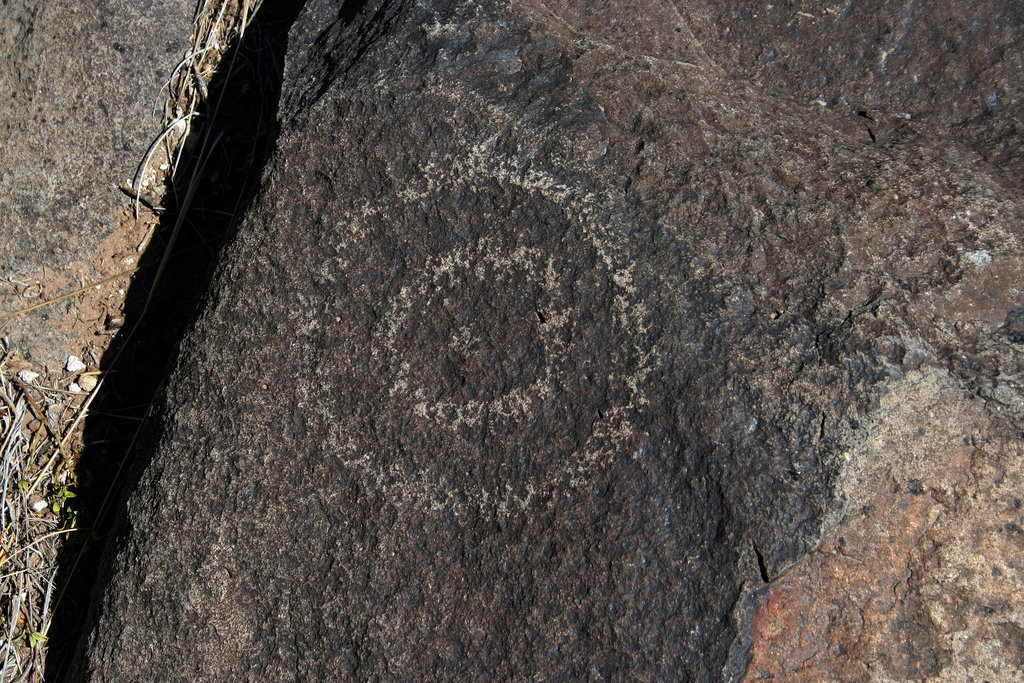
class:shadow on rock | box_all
[43,2,306,678]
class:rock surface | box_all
[681,0,1024,182]
[73,0,1023,680]
[743,369,1024,681]
[0,0,192,363]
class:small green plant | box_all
[50,483,75,515]
[25,631,46,649]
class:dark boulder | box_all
[682,0,1024,182]
[74,0,1023,679]
[0,0,192,361]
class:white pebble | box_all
[68,382,83,393]
[66,355,86,373]
[30,499,48,513]
[78,374,98,392]
[17,370,40,383]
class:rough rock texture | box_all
[75,0,1023,680]
[743,369,1024,681]
[0,0,192,362]
[681,0,1024,183]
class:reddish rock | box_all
[744,371,1024,681]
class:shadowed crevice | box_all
[43,2,307,678]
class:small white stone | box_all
[30,499,48,513]
[17,369,40,383]
[66,355,86,373]
[78,374,98,392]
[68,382,82,393]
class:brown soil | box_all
[1,201,161,367]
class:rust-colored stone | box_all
[745,371,1024,681]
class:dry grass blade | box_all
[132,0,262,219]
[0,343,78,683]
[0,269,139,325]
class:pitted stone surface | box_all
[680,0,1024,182]
[73,0,1023,679]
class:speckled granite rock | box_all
[0,0,191,362]
[73,0,1023,680]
